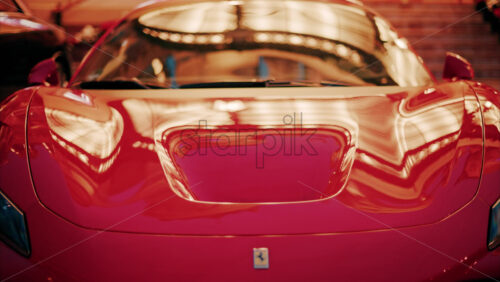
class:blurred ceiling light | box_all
[170,33,181,42]
[210,34,224,44]
[138,2,236,33]
[336,44,349,57]
[137,1,378,55]
[255,33,270,42]
[289,35,303,45]
[305,37,318,47]
[151,58,163,75]
[182,34,195,43]
[195,35,208,44]
[321,41,334,51]
[351,52,363,66]
[273,33,286,43]
[159,32,168,40]
[150,30,159,37]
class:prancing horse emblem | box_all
[253,248,269,269]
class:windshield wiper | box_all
[77,80,350,89]
[179,81,268,88]
[77,80,166,90]
[319,81,351,87]
[179,80,349,88]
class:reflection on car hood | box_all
[26,83,484,235]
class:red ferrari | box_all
[1,0,499,280]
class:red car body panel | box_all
[0,192,498,282]
[1,0,500,280]
[24,83,483,236]
[0,82,499,281]
[0,133,500,281]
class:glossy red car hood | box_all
[26,82,484,235]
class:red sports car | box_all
[1,0,499,280]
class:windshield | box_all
[72,0,433,88]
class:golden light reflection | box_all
[19,80,490,232]
[115,84,481,212]
[45,107,124,160]
[138,2,237,33]
[123,0,432,87]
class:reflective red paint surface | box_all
[19,83,484,236]
[1,84,500,281]
[1,63,499,282]
[166,127,353,203]
[1,0,500,280]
